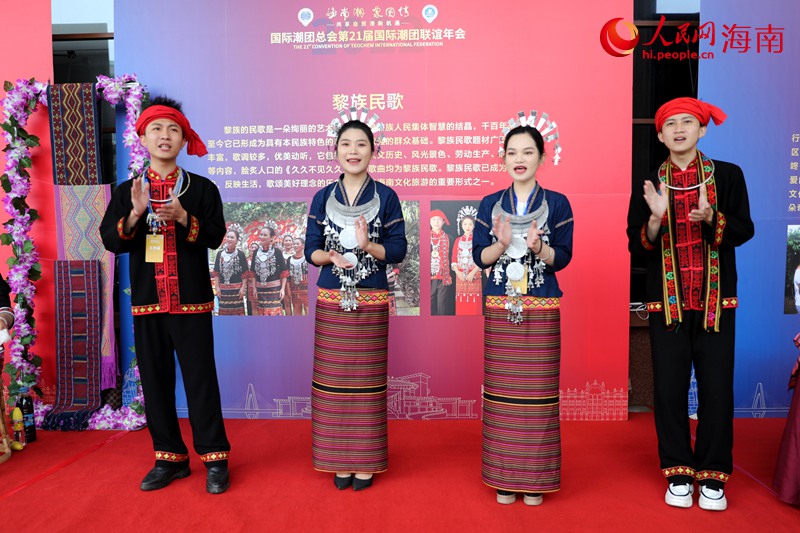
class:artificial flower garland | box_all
[1,74,149,429]
[94,74,150,178]
[87,74,148,430]
[1,78,48,404]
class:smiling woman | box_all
[472,115,574,506]
[304,111,407,491]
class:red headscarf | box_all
[135,105,208,157]
[430,209,450,225]
[654,97,727,132]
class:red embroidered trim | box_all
[662,466,696,478]
[657,151,722,331]
[155,451,189,462]
[647,298,737,312]
[714,211,726,247]
[132,304,163,315]
[186,215,200,243]
[671,166,704,310]
[117,217,135,240]
[177,302,215,314]
[700,157,722,331]
[640,225,655,251]
[317,288,388,305]
[696,470,730,483]
[148,167,180,181]
[485,296,560,309]
[132,301,214,315]
[200,451,230,462]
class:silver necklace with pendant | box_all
[490,189,550,323]
[324,186,382,311]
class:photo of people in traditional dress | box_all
[429,208,453,315]
[429,200,483,316]
[390,200,420,316]
[287,236,309,316]
[211,201,308,316]
[784,225,800,314]
[211,224,249,316]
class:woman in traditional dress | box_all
[386,265,401,316]
[774,333,800,506]
[451,207,482,315]
[472,118,573,506]
[288,237,309,316]
[248,225,288,316]
[212,228,248,316]
[430,210,452,315]
[281,233,295,316]
[305,116,407,491]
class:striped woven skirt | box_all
[290,283,309,316]
[254,280,282,316]
[482,295,562,493]
[311,288,389,473]
[217,282,245,316]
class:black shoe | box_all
[334,474,354,490]
[353,475,373,491]
[140,464,191,491]
[206,465,230,494]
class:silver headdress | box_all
[261,219,279,235]
[225,222,243,239]
[456,205,478,235]
[328,106,386,152]
[499,110,562,166]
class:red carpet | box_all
[0,414,797,531]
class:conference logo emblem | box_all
[422,5,438,24]
[600,18,639,57]
[297,8,313,27]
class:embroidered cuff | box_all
[662,466,696,479]
[640,225,655,251]
[200,451,230,462]
[696,470,730,484]
[117,217,136,240]
[186,215,200,243]
[155,451,189,463]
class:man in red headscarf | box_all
[100,96,231,494]
[627,97,754,511]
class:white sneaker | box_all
[523,493,543,506]
[698,485,727,511]
[496,490,516,504]
[665,483,694,508]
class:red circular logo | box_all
[600,18,639,57]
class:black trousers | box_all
[431,279,451,315]
[134,312,230,464]
[649,309,735,488]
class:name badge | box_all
[145,234,164,263]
